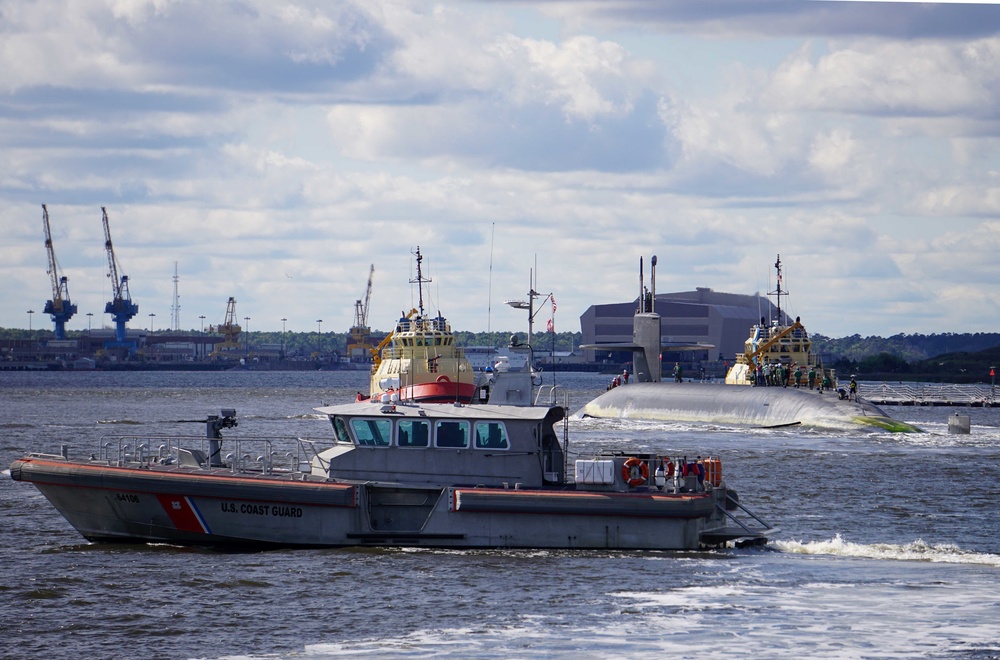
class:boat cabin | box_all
[312,400,567,488]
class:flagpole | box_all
[550,295,556,389]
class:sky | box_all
[3,0,1000,339]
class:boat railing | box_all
[534,384,566,409]
[97,434,322,475]
[718,491,772,536]
[866,382,996,406]
[380,346,467,361]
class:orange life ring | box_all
[662,457,675,478]
[436,375,451,384]
[622,457,648,487]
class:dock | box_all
[864,382,997,407]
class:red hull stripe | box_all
[156,494,212,534]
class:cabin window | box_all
[435,420,469,448]
[350,418,392,447]
[474,421,508,449]
[397,420,430,448]
[332,416,352,444]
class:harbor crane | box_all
[41,204,77,339]
[101,207,139,348]
[347,264,375,361]
[209,297,241,355]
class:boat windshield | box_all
[332,417,352,444]
[351,418,392,446]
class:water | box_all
[3,371,1000,659]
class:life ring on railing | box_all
[662,457,675,477]
[622,457,648,487]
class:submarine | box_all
[576,256,920,433]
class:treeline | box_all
[811,333,1000,383]
[812,332,1000,363]
[0,327,584,357]
[4,326,998,381]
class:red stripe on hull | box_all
[156,494,208,534]
[401,381,477,403]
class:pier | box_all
[864,382,997,407]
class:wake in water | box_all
[773,533,1000,567]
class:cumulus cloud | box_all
[2,0,1000,337]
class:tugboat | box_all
[724,255,837,390]
[9,401,773,550]
[367,247,486,403]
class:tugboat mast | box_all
[769,254,787,324]
[410,246,431,317]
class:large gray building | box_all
[580,287,785,365]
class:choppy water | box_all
[3,371,1000,659]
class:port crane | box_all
[101,207,139,348]
[41,204,77,339]
[347,264,375,361]
[209,297,241,355]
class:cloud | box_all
[526,0,1000,39]
[3,0,1000,339]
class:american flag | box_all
[551,296,557,313]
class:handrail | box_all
[866,382,996,405]
[99,434,321,475]
[717,492,772,534]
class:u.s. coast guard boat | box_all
[10,395,772,550]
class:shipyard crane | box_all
[347,264,375,361]
[41,204,77,339]
[101,207,139,347]
[209,297,241,355]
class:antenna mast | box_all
[171,262,181,331]
[769,254,787,324]
[410,246,431,317]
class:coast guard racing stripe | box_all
[156,494,212,534]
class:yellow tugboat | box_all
[724,255,837,390]
[367,248,484,403]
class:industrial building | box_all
[579,287,786,369]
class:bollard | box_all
[948,413,971,434]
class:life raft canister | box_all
[622,457,649,487]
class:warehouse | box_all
[579,287,785,369]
